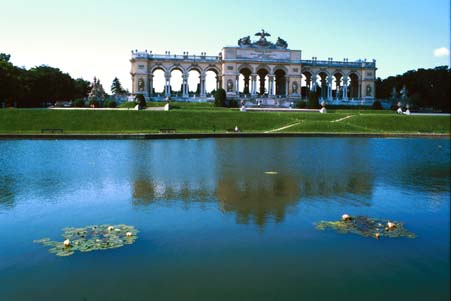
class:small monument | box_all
[88,77,107,101]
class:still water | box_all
[0,138,449,301]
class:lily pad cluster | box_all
[34,224,139,256]
[315,216,416,239]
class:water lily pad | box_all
[34,224,139,256]
[315,216,416,239]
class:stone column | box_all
[311,74,317,92]
[268,75,274,96]
[327,75,333,100]
[251,74,257,96]
[342,76,348,101]
[285,77,290,97]
[236,75,240,95]
[148,74,154,97]
[216,75,222,90]
[358,81,361,99]
[131,75,135,94]
[165,74,171,96]
[200,74,206,97]
[243,75,250,95]
[182,74,189,97]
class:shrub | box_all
[227,99,239,108]
[214,88,226,107]
[106,100,117,108]
[73,99,85,107]
[89,99,100,108]
[296,101,307,108]
[135,94,146,108]
[372,100,383,110]
[308,91,320,109]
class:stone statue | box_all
[400,85,408,100]
[292,81,298,94]
[390,86,397,101]
[238,36,251,47]
[88,77,107,100]
[255,29,271,41]
[227,80,233,92]
[254,29,272,48]
[138,79,144,91]
[366,85,372,96]
[276,37,288,49]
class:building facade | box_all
[130,30,376,102]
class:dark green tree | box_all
[308,90,319,109]
[376,66,450,112]
[214,88,226,107]
[135,94,146,108]
[111,77,125,95]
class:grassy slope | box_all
[0,109,449,134]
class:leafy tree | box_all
[214,88,226,107]
[0,53,11,63]
[0,54,21,106]
[105,100,117,108]
[111,77,125,95]
[376,66,450,112]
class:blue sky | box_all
[1,0,449,93]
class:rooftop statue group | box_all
[238,29,288,49]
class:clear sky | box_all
[1,0,449,93]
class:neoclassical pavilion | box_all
[130,30,377,101]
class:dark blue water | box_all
[0,138,449,301]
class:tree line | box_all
[0,53,92,107]
[375,66,450,112]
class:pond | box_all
[0,137,449,301]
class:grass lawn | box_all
[0,107,449,134]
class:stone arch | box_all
[205,65,221,74]
[169,67,184,95]
[348,72,360,99]
[273,65,289,74]
[256,67,269,95]
[274,69,287,96]
[316,71,329,99]
[151,68,166,95]
[205,66,221,91]
[168,65,186,74]
[238,64,254,73]
[187,65,203,73]
[150,65,168,74]
[301,71,313,98]
[187,69,201,95]
[333,71,344,99]
[239,67,252,94]
[255,64,271,74]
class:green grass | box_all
[119,101,216,110]
[0,108,449,134]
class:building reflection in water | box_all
[130,138,376,226]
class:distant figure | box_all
[404,108,411,115]
[240,105,246,112]
[320,100,327,113]
[397,107,403,114]
[234,125,240,132]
